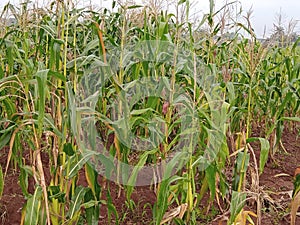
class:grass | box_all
[0,0,299,224]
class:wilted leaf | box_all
[232,209,257,225]
[291,191,300,225]
[160,203,188,225]
[290,173,300,225]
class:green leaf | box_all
[229,191,246,224]
[66,150,95,179]
[44,113,63,138]
[277,92,293,117]
[154,175,184,225]
[107,188,119,224]
[226,82,235,104]
[178,0,186,5]
[19,165,33,198]
[232,151,250,191]
[25,186,43,225]
[67,186,87,219]
[0,130,11,150]
[48,70,66,82]
[48,186,65,203]
[206,164,216,200]
[127,5,143,9]
[112,0,116,8]
[293,174,300,198]
[85,163,101,199]
[84,188,100,225]
[130,108,154,116]
[82,200,100,209]
[96,153,115,179]
[126,149,157,199]
[247,137,270,174]
[35,69,49,136]
[63,143,75,156]
[280,116,300,123]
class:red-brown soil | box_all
[0,147,156,225]
[202,127,300,225]
[0,127,299,225]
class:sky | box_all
[0,0,299,38]
[195,0,300,38]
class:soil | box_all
[0,127,299,225]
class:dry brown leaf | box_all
[274,173,291,178]
[235,131,246,151]
[160,203,188,225]
[294,167,300,177]
[291,191,300,225]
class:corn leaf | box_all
[247,137,270,174]
[67,186,87,219]
[24,186,43,225]
[229,191,246,224]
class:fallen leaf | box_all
[160,203,188,225]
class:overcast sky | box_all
[1,0,299,38]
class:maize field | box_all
[0,0,299,224]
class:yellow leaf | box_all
[233,209,257,225]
